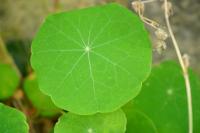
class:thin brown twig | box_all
[140,16,159,29]
[132,0,160,29]
[163,0,193,133]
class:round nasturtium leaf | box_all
[0,62,20,100]
[0,103,29,133]
[23,73,60,117]
[54,109,126,133]
[132,61,200,133]
[31,3,152,114]
[123,102,157,133]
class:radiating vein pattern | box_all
[31,3,152,115]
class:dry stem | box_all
[163,0,193,132]
[132,0,194,132]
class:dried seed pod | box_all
[183,54,190,68]
[131,1,144,15]
[155,28,168,40]
[155,40,167,54]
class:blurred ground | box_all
[0,0,199,75]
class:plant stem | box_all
[164,0,193,132]
[142,0,157,4]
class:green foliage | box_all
[123,103,157,133]
[124,61,200,133]
[23,73,60,117]
[54,109,126,133]
[0,0,200,133]
[0,103,29,133]
[0,62,20,100]
[31,3,152,115]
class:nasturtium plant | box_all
[123,103,157,133]
[23,73,60,117]
[54,109,126,133]
[31,3,152,114]
[0,103,29,133]
[0,62,20,100]
[127,61,200,133]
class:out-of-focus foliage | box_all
[0,103,29,133]
[6,40,31,76]
[23,73,60,117]
[0,38,20,100]
[123,103,157,133]
[0,63,20,100]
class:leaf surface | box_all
[131,61,200,133]
[31,3,152,114]
[123,102,157,133]
[0,103,29,133]
[54,109,126,133]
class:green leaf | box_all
[23,73,60,117]
[54,109,126,133]
[31,3,152,115]
[130,61,200,133]
[0,103,29,133]
[0,62,20,100]
[123,103,157,133]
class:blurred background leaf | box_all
[23,73,61,117]
[123,61,200,133]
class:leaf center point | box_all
[87,128,93,133]
[85,46,91,53]
[167,88,173,95]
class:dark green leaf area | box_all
[123,102,157,133]
[131,61,200,133]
